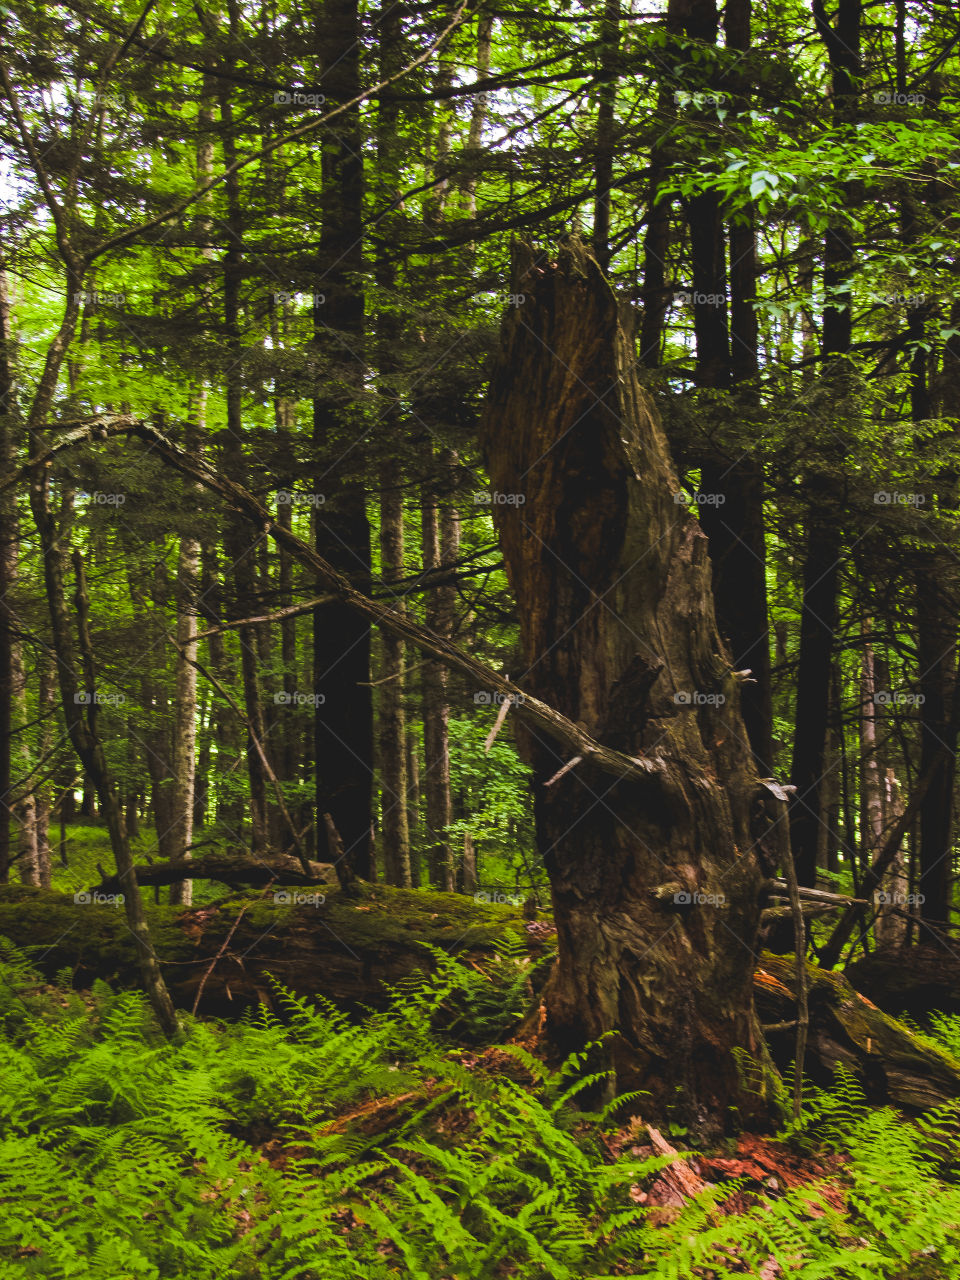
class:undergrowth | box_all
[1,937,959,1279]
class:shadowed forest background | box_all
[4,0,960,1274]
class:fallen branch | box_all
[92,851,337,894]
[1,416,668,791]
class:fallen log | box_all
[91,852,338,895]
[0,881,546,1016]
[3,884,958,1112]
[755,952,960,1111]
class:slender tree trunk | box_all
[374,10,411,888]
[421,471,455,891]
[592,0,620,271]
[219,85,270,854]
[169,531,200,903]
[480,241,778,1136]
[34,651,54,888]
[28,476,178,1037]
[11,637,40,886]
[0,265,14,883]
[378,471,411,886]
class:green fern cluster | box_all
[2,941,960,1279]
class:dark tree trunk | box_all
[788,515,841,886]
[787,0,862,886]
[311,0,372,877]
[219,86,271,855]
[479,240,778,1136]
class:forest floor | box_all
[2,871,960,1278]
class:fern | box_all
[2,943,960,1279]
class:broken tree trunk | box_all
[478,238,779,1135]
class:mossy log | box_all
[3,883,959,1112]
[755,952,960,1111]
[0,882,544,1016]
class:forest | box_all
[2,0,960,1273]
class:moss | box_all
[229,880,530,952]
[0,884,196,978]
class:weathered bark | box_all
[12,639,40,886]
[33,651,55,889]
[461,830,477,893]
[479,239,778,1135]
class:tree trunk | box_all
[219,85,271,855]
[311,0,372,878]
[421,471,455,891]
[27,479,179,1036]
[378,471,412,886]
[169,531,200,904]
[788,515,840,886]
[592,0,620,271]
[788,0,861,887]
[0,265,14,883]
[479,239,778,1135]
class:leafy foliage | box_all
[2,947,960,1279]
